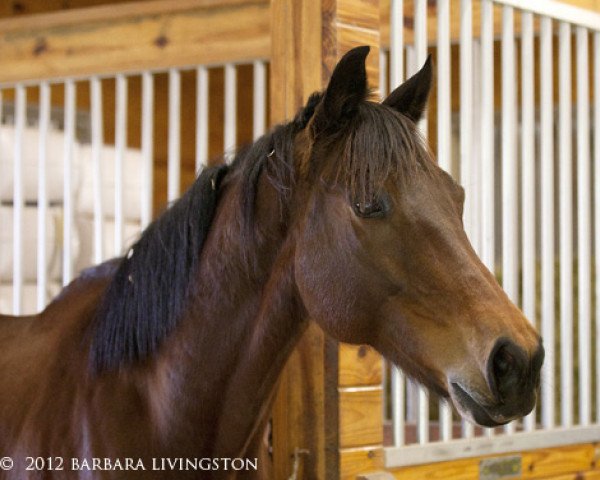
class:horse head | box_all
[291,46,543,427]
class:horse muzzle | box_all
[449,339,544,427]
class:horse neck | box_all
[154,171,308,458]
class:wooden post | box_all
[270,1,382,479]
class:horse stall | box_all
[0,0,599,479]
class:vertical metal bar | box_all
[558,21,573,428]
[576,26,591,426]
[461,0,474,439]
[540,16,555,430]
[391,0,405,412]
[62,80,75,286]
[438,0,452,441]
[90,77,104,264]
[594,31,600,424]
[415,0,428,139]
[437,0,451,174]
[13,85,25,314]
[481,0,495,272]
[379,49,388,100]
[141,72,154,229]
[224,63,237,161]
[415,0,428,444]
[114,74,127,255]
[471,39,482,257]
[391,365,405,446]
[37,82,50,311]
[253,61,266,140]
[168,68,181,201]
[196,67,209,173]
[390,0,404,89]
[521,10,536,433]
[502,6,518,435]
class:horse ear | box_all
[312,45,370,133]
[383,55,433,122]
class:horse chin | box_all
[449,382,513,428]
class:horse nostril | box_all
[493,346,514,379]
[488,339,528,401]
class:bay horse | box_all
[0,46,543,479]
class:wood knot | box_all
[33,38,48,56]
[154,35,169,48]
[358,345,368,358]
[12,1,25,14]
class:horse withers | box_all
[0,46,542,479]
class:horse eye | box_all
[353,196,388,218]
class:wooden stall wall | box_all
[0,0,270,214]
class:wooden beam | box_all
[270,2,324,478]
[386,442,600,480]
[0,0,269,83]
[270,1,382,479]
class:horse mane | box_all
[89,97,319,373]
[90,164,228,372]
[89,89,428,373]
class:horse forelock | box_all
[331,101,435,204]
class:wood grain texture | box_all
[340,446,385,480]
[339,388,384,448]
[339,344,383,387]
[270,2,325,478]
[0,0,269,83]
[388,443,600,480]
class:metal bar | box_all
[387,0,401,425]
[141,71,154,229]
[415,0,427,137]
[594,31,600,424]
[437,0,451,174]
[253,60,266,141]
[196,66,209,173]
[437,0,452,440]
[460,0,474,439]
[90,76,104,264]
[379,49,388,100]
[36,82,50,310]
[62,80,75,286]
[224,63,237,162]
[415,0,428,443]
[470,39,482,257]
[13,85,25,314]
[437,0,452,441]
[391,366,405,446]
[501,8,518,435]
[114,74,127,255]
[168,68,181,201]
[390,0,404,89]
[558,21,573,429]
[540,16,555,430]
[481,0,494,272]
[576,25,591,426]
[521,10,536,433]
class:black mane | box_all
[89,98,318,373]
[90,164,228,372]
[88,89,427,372]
